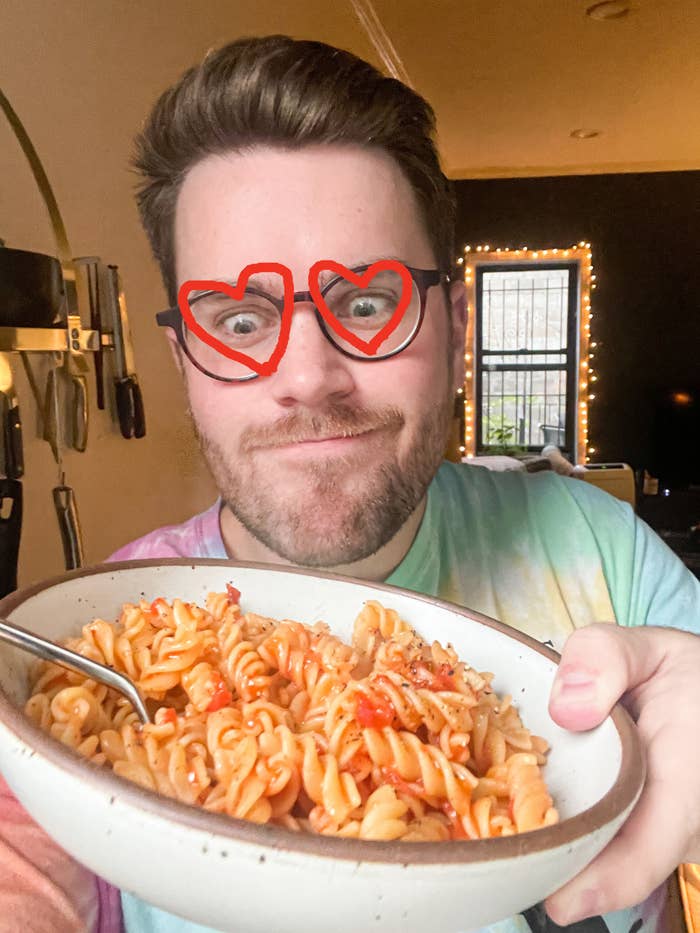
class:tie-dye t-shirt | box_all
[110,461,700,933]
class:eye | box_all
[190,291,280,345]
[350,296,383,318]
[220,311,265,335]
[334,291,396,328]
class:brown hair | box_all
[133,35,456,304]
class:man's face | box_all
[173,144,465,567]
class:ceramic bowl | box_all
[0,560,644,933]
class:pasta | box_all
[25,589,558,841]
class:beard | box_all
[190,392,452,568]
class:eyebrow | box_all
[187,275,281,301]
[185,256,412,300]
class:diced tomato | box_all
[207,681,233,712]
[406,662,456,691]
[149,597,169,621]
[356,693,395,729]
[434,663,457,691]
[160,708,177,725]
[226,583,241,605]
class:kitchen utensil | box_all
[0,480,22,598]
[75,256,105,410]
[0,353,23,479]
[52,483,83,572]
[0,246,65,328]
[44,354,84,570]
[106,264,145,439]
[63,322,89,452]
[0,615,150,724]
[0,353,23,598]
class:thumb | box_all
[548,624,658,731]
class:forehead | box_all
[173,144,435,284]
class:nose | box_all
[269,303,356,408]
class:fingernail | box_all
[551,665,598,704]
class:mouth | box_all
[267,428,379,453]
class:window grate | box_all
[475,263,579,455]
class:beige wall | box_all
[0,1,378,585]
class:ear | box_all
[448,279,467,394]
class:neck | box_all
[218,497,426,582]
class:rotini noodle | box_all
[25,588,558,840]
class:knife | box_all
[63,310,89,452]
[0,354,22,596]
[106,264,146,439]
[43,354,84,570]
[0,353,24,480]
[0,478,22,598]
[75,256,105,410]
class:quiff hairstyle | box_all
[133,35,456,304]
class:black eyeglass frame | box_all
[155,263,449,383]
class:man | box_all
[1,35,699,933]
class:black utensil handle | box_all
[131,378,146,439]
[115,377,134,439]
[53,485,83,570]
[5,405,24,479]
[0,479,22,597]
[94,352,105,411]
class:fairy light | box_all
[458,242,597,462]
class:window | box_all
[460,245,594,464]
[476,263,578,456]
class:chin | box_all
[224,464,416,568]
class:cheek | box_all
[372,317,450,415]
[356,348,449,424]
[183,369,252,441]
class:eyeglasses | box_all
[155,259,447,382]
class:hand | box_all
[544,623,700,924]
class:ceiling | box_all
[1,0,699,186]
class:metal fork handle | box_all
[0,617,151,724]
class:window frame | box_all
[473,260,581,458]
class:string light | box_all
[457,242,597,463]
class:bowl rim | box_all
[0,558,644,866]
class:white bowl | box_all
[0,560,643,933]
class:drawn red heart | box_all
[177,263,294,377]
[308,259,413,356]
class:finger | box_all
[548,625,667,731]
[545,771,687,924]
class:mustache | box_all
[240,404,405,451]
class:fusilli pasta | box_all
[25,592,558,840]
